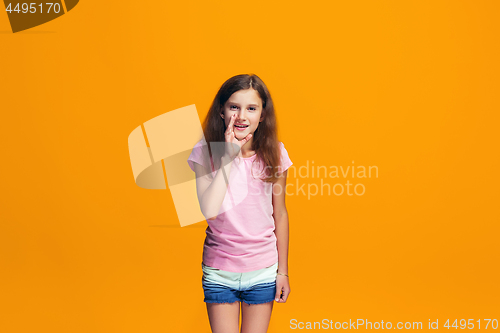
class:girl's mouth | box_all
[234,124,249,131]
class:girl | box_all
[187,74,292,333]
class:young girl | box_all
[187,74,292,333]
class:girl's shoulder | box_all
[193,138,207,148]
[188,138,213,172]
[278,141,293,172]
[278,141,291,155]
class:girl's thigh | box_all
[206,301,240,333]
[202,278,242,332]
[240,301,274,333]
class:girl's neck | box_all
[240,138,256,158]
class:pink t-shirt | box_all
[187,140,293,273]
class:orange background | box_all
[1,1,499,332]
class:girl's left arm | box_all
[272,169,291,303]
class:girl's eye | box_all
[230,105,238,110]
[249,107,256,111]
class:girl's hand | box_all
[275,275,290,303]
[224,114,252,160]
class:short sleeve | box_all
[279,142,293,174]
[187,140,212,173]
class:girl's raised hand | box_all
[224,114,252,159]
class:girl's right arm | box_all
[193,114,252,220]
[193,155,233,220]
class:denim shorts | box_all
[201,262,278,305]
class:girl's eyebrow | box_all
[228,102,260,107]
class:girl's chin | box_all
[235,132,251,140]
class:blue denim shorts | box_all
[201,262,278,305]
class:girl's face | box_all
[221,88,264,142]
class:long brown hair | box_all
[201,74,281,183]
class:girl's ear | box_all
[220,105,226,119]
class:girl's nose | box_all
[237,110,247,121]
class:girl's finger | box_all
[275,292,280,302]
[239,133,252,146]
[275,286,283,302]
[227,115,236,137]
[228,113,235,129]
[282,290,290,302]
